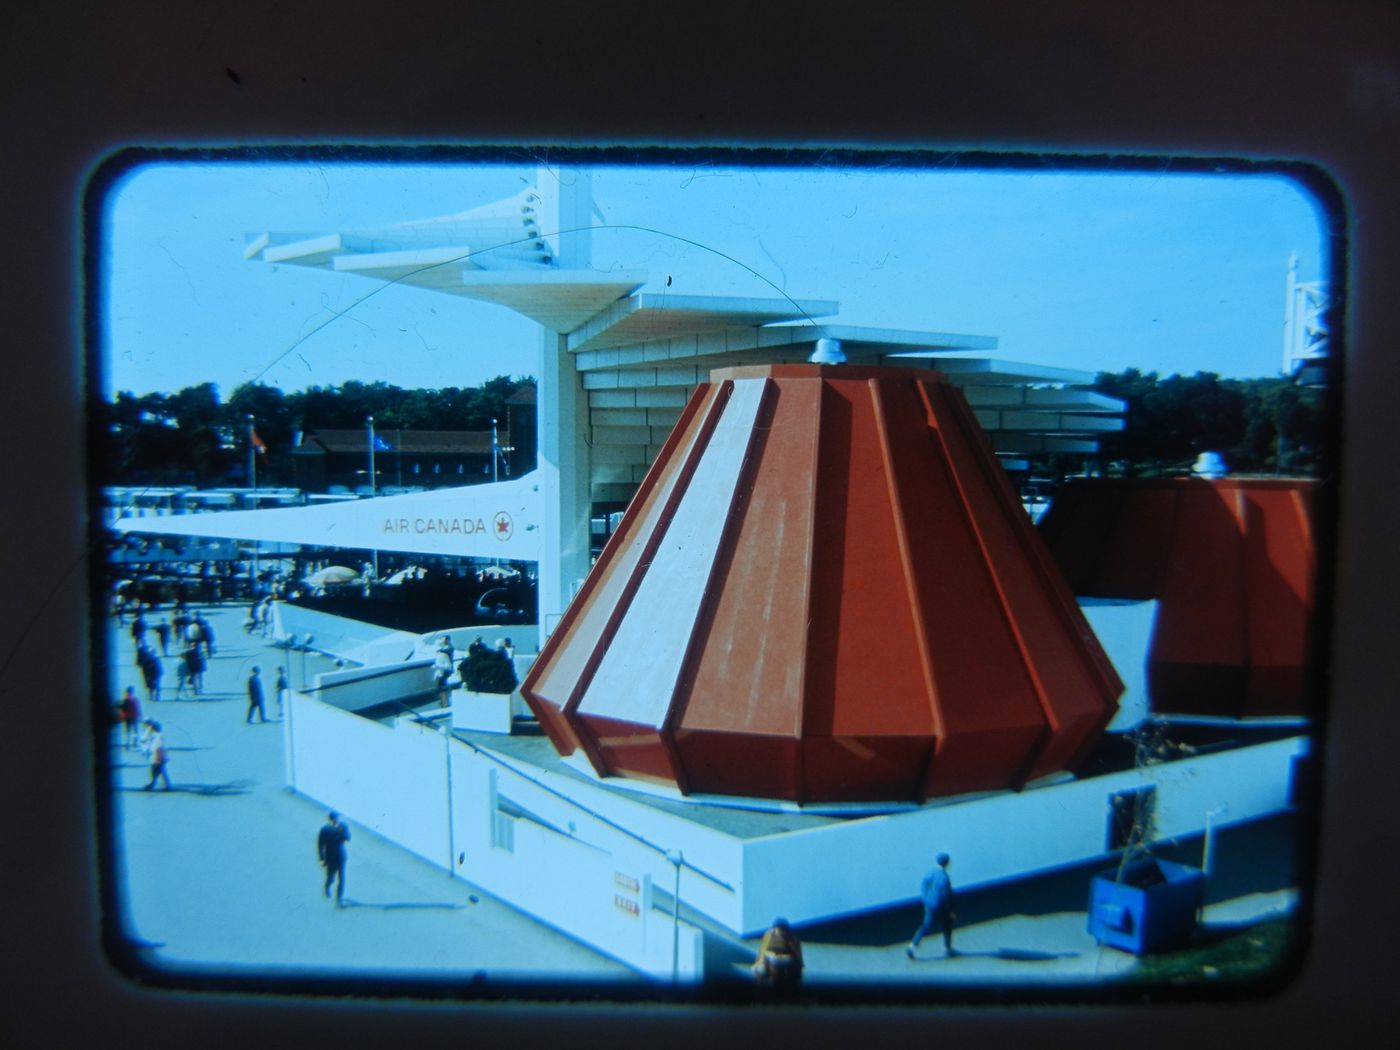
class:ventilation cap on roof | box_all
[808,337,846,365]
[1191,451,1227,478]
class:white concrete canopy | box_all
[896,356,1102,385]
[452,271,648,333]
[245,170,1124,620]
[114,474,545,561]
[567,293,841,353]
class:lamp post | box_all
[366,415,377,495]
[246,414,257,490]
[300,633,314,691]
[366,417,380,578]
[665,848,683,983]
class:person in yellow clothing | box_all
[751,916,803,990]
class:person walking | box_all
[116,686,141,749]
[140,720,171,791]
[139,645,163,704]
[317,811,352,906]
[130,611,148,652]
[184,614,202,652]
[245,665,268,724]
[195,613,216,658]
[433,636,454,707]
[184,643,206,696]
[907,852,956,959]
[751,916,804,991]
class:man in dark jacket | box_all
[317,811,352,906]
[907,852,956,959]
[245,665,267,723]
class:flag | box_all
[250,428,268,454]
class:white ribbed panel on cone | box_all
[576,378,767,727]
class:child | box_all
[140,720,171,791]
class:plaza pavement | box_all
[105,602,1300,996]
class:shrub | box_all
[459,649,517,694]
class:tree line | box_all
[1086,369,1325,477]
[98,368,1325,489]
[100,376,535,487]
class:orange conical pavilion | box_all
[522,365,1122,803]
[1037,476,1318,718]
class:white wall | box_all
[286,691,705,979]
[447,742,705,980]
[479,752,747,931]
[451,690,512,733]
[314,660,435,713]
[735,736,1307,934]
[287,692,452,870]
[287,684,1304,961]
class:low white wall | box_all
[273,603,419,663]
[285,691,704,979]
[479,752,747,932]
[451,690,513,733]
[314,660,436,713]
[286,681,1304,961]
[448,743,705,980]
[287,692,452,870]
[735,735,1307,935]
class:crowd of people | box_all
[125,604,218,702]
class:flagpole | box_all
[246,414,257,491]
[366,415,378,580]
[367,415,377,495]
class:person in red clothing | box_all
[116,687,141,749]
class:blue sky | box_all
[100,157,1328,399]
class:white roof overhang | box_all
[112,474,545,562]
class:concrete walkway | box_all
[108,603,630,983]
[106,602,1299,992]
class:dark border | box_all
[85,144,1345,1009]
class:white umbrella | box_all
[304,565,360,588]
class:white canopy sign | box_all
[113,473,545,562]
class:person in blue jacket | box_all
[906,852,956,959]
[317,811,352,906]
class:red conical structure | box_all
[1037,476,1317,718]
[522,365,1122,803]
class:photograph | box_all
[91,150,1335,1001]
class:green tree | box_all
[1091,369,1321,478]
[103,375,539,486]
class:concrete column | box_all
[537,166,594,268]
[537,327,592,631]
[535,166,595,630]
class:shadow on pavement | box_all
[118,781,256,796]
[338,899,467,911]
[908,948,1080,962]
